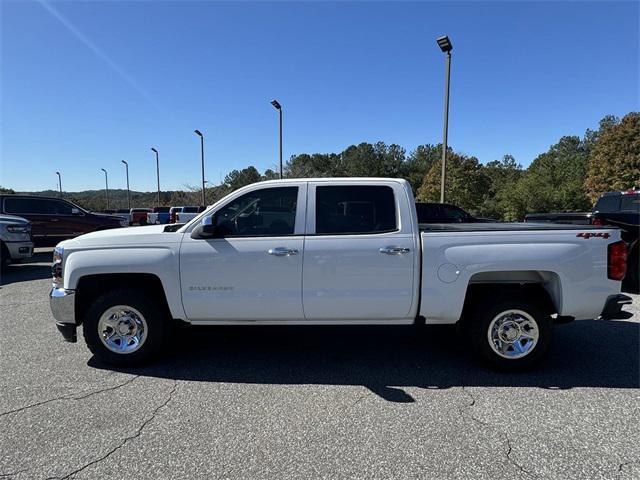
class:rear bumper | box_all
[600,294,633,320]
[50,287,77,342]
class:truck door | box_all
[303,182,417,321]
[180,183,307,321]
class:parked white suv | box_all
[49,178,631,369]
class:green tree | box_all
[224,166,262,190]
[480,155,523,220]
[416,151,490,214]
[585,112,640,200]
[285,153,343,178]
[405,144,440,194]
[341,142,407,177]
[504,136,592,219]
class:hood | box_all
[0,214,31,225]
[60,224,182,249]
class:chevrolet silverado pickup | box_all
[49,178,631,369]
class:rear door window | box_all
[315,185,397,234]
[620,194,640,212]
[3,197,49,214]
[594,195,620,212]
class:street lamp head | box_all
[271,99,281,110]
[121,160,127,165]
[56,171,60,176]
[151,147,158,154]
[194,129,203,137]
[101,168,107,173]
[436,35,453,53]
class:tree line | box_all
[7,112,638,219]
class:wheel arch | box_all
[462,270,561,319]
[75,273,171,325]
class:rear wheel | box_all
[83,289,167,365]
[468,297,552,370]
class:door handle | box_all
[267,247,299,256]
[379,246,410,255]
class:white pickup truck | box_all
[49,178,631,369]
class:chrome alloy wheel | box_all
[98,305,148,354]
[487,309,539,359]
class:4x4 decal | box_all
[577,232,610,239]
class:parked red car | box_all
[129,208,153,226]
[0,195,127,246]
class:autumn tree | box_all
[584,112,640,200]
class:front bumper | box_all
[600,294,633,320]
[5,240,34,261]
[49,287,77,342]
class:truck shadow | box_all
[90,319,640,402]
[0,251,52,286]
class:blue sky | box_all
[2,0,638,193]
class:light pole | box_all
[151,147,160,206]
[436,35,453,204]
[271,100,283,179]
[100,168,109,210]
[55,172,62,198]
[121,160,131,210]
[194,130,206,206]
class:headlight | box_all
[52,247,64,286]
[7,225,30,233]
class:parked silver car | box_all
[0,214,34,268]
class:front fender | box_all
[64,247,185,320]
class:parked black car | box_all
[591,188,639,292]
[0,195,127,246]
[416,203,494,224]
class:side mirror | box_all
[191,215,216,239]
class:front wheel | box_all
[83,289,167,365]
[469,298,552,370]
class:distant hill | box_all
[10,186,229,212]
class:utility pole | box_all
[121,160,131,210]
[271,100,283,179]
[55,172,62,198]
[436,35,453,203]
[100,168,109,210]
[194,130,206,206]
[151,147,160,206]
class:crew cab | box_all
[175,206,204,224]
[0,195,127,246]
[146,206,171,225]
[49,178,631,369]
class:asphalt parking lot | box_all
[1,250,638,480]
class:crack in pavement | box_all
[47,379,178,480]
[617,460,640,479]
[0,469,28,479]
[0,376,139,418]
[458,384,535,478]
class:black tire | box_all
[139,218,147,226]
[83,289,168,366]
[468,296,552,371]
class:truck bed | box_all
[419,222,612,233]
